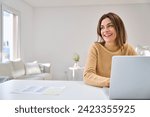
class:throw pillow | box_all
[11,60,25,78]
[25,61,41,75]
[0,61,13,77]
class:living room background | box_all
[0,0,150,80]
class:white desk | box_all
[0,80,109,100]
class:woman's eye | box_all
[100,26,104,30]
[107,24,114,28]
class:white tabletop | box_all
[0,80,109,100]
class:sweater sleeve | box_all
[83,43,109,87]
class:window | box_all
[1,4,20,62]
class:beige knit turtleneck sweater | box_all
[83,42,137,87]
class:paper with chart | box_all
[11,85,66,95]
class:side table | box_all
[69,66,84,80]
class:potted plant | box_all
[72,53,80,68]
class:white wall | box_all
[0,0,33,62]
[32,4,150,80]
[1,1,149,80]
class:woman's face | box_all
[100,18,117,44]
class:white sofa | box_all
[0,60,52,83]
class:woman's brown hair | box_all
[97,12,127,48]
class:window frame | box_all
[0,4,21,62]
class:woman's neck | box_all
[104,42,119,52]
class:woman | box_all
[83,12,137,87]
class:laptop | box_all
[108,56,150,100]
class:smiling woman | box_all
[83,12,137,88]
[100,18,117,51]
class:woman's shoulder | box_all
[123,43,137,55]
[88,42,104,53]
[123,43,135,50]
[90,42,104,48]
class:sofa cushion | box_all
[31,73,51,80]
[0,62,13,77]
[12,60,25,78]
[25,62,41,75]
[15,74,43,80]
[15,73,50,80]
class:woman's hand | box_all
[105,78,110,87]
